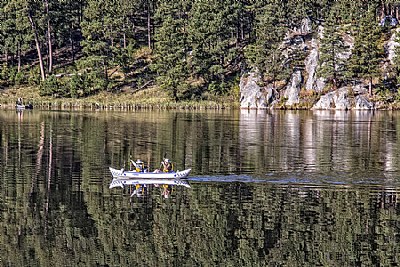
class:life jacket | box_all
[135,162,144,172]
[163,162,173,172]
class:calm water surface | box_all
[1,109,400,266]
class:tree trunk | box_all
[70,28,75,63]
[123,17,127,50]
[27,10,46,81]
[383,1,388,16]
[45,0,53,74]
[103,59,108,81]
[147,0,151,49]
[17,42,21,72]
[5,49,8,66]
[369,77,373,96]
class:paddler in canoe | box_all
[153,158,174,173]
[130,159,146,172]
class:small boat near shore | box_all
[16,103,33,110]
[109,177,191,189]
[109,167,191,179]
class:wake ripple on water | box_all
[188,170,400,188]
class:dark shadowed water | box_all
[1,109,400,266]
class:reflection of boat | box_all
[109,167,191,179]
[109,177,191,189]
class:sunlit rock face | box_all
[240,19,392,110]
[312,88,348,110]
[305,37,326,93]
[386,28,400,64]
[312,86,374,110]
[284,70,302,106]
[354,95,374,110]
[239,71,275,109]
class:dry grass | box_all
[0,86,237,110]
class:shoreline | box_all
[3,86,400,111]
[0,86,238,110]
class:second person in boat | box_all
[160,158,173,173]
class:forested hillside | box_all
[1,0,400,103]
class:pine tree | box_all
[187,0,242,95]
[348,5,383,96]
[152,0,191,100]
[81,0,125,90]
[0,1,17,67]
[56,0,84,64]
[26,0,46,81]
[317,4,349,91]
[245,0,288,87]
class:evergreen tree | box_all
[348,5,383,96]
[0,0,399,102]
[245,0,288,88]
[187,0,242,95]
[152,0,191,100]
[317,4,349,91]
[81,0,125,90]
[286,0,314,29]
[26,0,47,81]
[55,0,84,64]
[0,1,17,68]
[13,1,32,74]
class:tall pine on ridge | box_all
[348,5,383,96]
[317,4,348,91]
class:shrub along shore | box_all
[0,86,238,110]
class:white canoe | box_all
[109,167,191,179]
[109,177,191,189]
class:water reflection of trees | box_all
[1,110,400,265]
[238,110,400,177]
[10,180,400,266]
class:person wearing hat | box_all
[160,158,173,173]
[135,159,145,172]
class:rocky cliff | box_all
[240,21,399,110]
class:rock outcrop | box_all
[305,38,325,92]
[239,22,394,110]
[311,84,374,110]
[240,71,272,109]
[284,70,302,106]
[385,28,400,64]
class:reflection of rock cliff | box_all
[240,21,397,110]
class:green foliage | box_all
[68,72,104,98]
[317,4,349,90]
[14,71,25,85]
[347,5,383,95]
[245,0,288,85]
[1,0,400,102]
[28,66,41,86]
[69,74,84,98]
[152,0,191,101]
[39,75,60,96]
[187,0,242,89]
[1,64,10,82]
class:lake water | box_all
[1,109,400,266]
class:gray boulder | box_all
[312,88,351,110]
[240,71,272,109]
[354,95,374,110]
[284,70,302,105]
[312,86,374,110]
[385,28,400,64]
[305,32,326,92]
